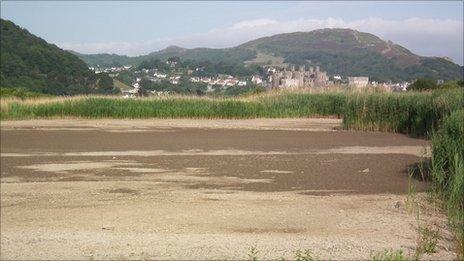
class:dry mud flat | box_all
[0,119,456,260]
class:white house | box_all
[251,75,262,85]
[348,77,369,88]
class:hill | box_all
[69,51,146,68]
[238,29,462,82]
[0,19,118,95]
[76,28,463,82]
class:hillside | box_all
[0,19,117,95]
[70,51,146,68]
[238,29,462,81]
[77,28,463,82]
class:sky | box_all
[1,1,463,65]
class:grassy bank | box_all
[2,90,461,136]
[0,92,347,120]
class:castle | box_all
[269,65,328,89]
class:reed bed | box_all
[341,88,464,136]
[429,109,464,254]
[0,92,348,120]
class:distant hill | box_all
[237,29,462,82]
[76,28,463,82]
[69,51,146,68]
[0,19,117,95]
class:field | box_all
[1,88,463,259]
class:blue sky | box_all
[1,1,463,64]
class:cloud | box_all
[59,17,464,65]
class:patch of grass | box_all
[369,249,407,261]
[246,247,316,261]
[247,246,259,261]
[113,79,131,91]
[416,225,440,255]
[406,171,419,215]
[294,249,315,261]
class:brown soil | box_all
[0,119,455,260]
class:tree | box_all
[96,73,119,94]
[408,78,437,91]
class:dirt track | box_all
[0,119,456,260]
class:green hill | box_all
[77,28,463,82]
[69,51,146,68]
[0,19,118,95]
[238,29,462,82]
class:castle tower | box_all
[298,71,304,87]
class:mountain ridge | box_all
[75,28,462,81]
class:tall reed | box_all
[429,109,464,255]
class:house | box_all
[190,77,200,83]
[348,77,369,88]
[251,75,262,85]
[153,72,167,79]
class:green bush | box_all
[408,78,437,91]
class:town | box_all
[90,57,414,98]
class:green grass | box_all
[3,89,460,139]
[341,88,463,137]
[247,246,259,261]
[369,249,407,261]
[417,225,440,255]
[429,109,464,255]
[0,92,348,120]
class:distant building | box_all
[270,65,328,89]
[251,75,263,85]
[153,72,167,79]
[348,77,369,88]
